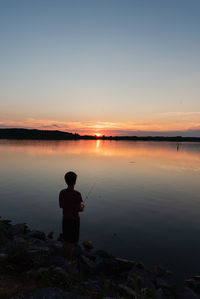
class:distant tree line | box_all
[0,128,200,142]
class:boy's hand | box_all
[79,202,85,212]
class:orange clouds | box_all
[0,112,200,136]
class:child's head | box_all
[65,171,77,187]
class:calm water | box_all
[0,139,200,278]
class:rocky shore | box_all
[0,217,199,299]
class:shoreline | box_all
[0,217,199,298]
[1,128,200,142]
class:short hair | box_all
[64,171,77,186]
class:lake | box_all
[0,139,200,279]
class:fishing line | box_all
[84,182,96,203]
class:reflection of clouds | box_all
[0,139,200,160]
[0,140,200,175]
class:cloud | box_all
[105,129,200,137]
[160,112,200,116]
[0,117,200,136]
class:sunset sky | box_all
[0,0,200,136]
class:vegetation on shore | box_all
[0,128,200,142]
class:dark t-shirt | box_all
[59,188,83,220]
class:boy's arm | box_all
[79,202,84,212]
[78,193,84,212]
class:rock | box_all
[5,264,15,271]
[81,251,96,262]
[7,237,29,254]
[8,223,30,235]
[47,231,54,239]
[94,255,104,264]
[0,222,9,245]
[114,257,136,272]
[129,265,148,277]
[185,278,200,294]
[127,275,137,289]
[94,250,113,259]
[82,241,93,250]
[98,280,121,298]
[193,276,200,282]
[1,219,12,225]
[5,238,33,271]
[156,278,174,292]
[128,270,144,289]
[47,255,70,270]
[25,269,37,279]
[67,262,79,275]
[128,267,155,290]
[83,279,100,292]
[33,266,80,287]
[177,287,200,299]
[185,278,194,286]
[95,257,120,275]
[0,220,11,240]
[154,265,173,279]
[118,284,137,297]
[45,240,63,256]
[29,244,52,253]
[0,252,8,262]
[80,255,96,274]
[26,230,46,241]
[38,266,68,276]
[0,221,9,234]
[136,262,145,269]
[25,287,90,299]
[2,217,200,299]
[0,230,8,245]
[28,246,53,265]
[73,244,83,258]
[34,266,70,286]
[155,265,167,277]
[155,288,168,299]
[28,238,46,247]
[140,274,155,289]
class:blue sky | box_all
[0,0,200,135]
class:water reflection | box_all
[0,140,200,171]
[96,139,100,149]
[0,139,200,278]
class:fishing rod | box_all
[84,182,96,203]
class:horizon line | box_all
[0,127,200,139]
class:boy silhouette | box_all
[59,171,84,261]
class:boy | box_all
[59,171,84,262]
